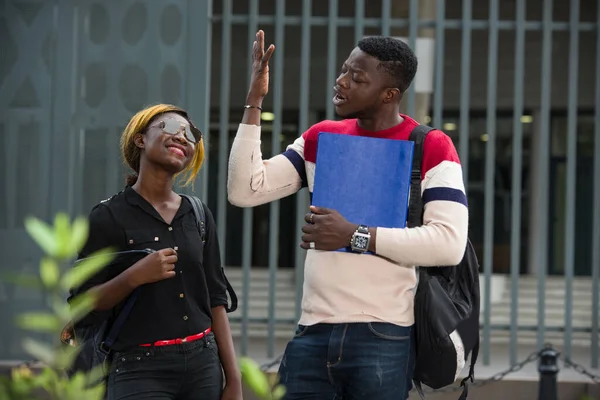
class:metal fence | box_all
[0,0,599,374]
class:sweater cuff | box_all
[236,124,261,141]
[374,227,401,260]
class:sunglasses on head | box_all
[151,118,202,144]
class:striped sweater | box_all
[227,115,468,327]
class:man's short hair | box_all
[357,36,418,93]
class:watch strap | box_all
[356,225,369,234]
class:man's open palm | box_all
[248,30,275,100]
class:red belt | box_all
[139,327,212,347]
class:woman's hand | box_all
[246,30,275,106]
[127,248,177,287]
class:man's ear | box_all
[382,88,401,104]
[134,133,144,149]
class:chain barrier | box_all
[260,344,600,394]
[561,354,600,384]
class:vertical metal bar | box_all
[106,130,119,195]
[407,0,418,116]
[5,124,16,229]
[295,0,312,322]
[354,0,364,44]
[381,0,391,36]
[433,0,445,127]
[482,0,498,366]
[49,0,78,217]
[458,0,471,184]
[591,0,600,369]
[509,0,526,367]
[240,0,259,356]
[217,0,232,261]
[267,0,286,358]
[563,0,580,360]
[326,0,338,120]
[536,0,553,351]
[186,0,212,202]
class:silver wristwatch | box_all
[350,225,370,253]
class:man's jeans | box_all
[106,332,223,400]
[278,322,415,400]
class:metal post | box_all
[295,0,312,322]
[535,0,554,350]
[432,0,445,128]
[267,0,286,358]
[509,0,526,367]
[217,0,232,259]
[325,0,338,121]
[563,0,580,360]
[537,344,559,400]
[482,0,499,366]
[186,0,212,202]
[458,0,472,184]
[591,0,600,370]
[240,0,259,357]
[406,0,418,116]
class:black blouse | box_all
[73,186,228,351]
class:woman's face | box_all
[137,112,198,174]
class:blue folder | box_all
[311,132,414,251]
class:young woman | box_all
[76,104,241,400]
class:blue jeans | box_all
[106,332,223,400]
[278,323,415,400]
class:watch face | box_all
[354,235,369,249]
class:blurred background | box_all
[0,0,598,397]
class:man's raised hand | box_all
[247,30,275,105]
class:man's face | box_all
[333,47,394,119]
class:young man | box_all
[227,31,468,399]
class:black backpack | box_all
[62,194,237,386]
[407,126,481,400]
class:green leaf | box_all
[24,216,57,256]
[271,384,286,400]
[22,338,55,365]
[60,248,115,291]
[31,366,56,391]
[240,357,270,398]
[67,292,98,323]
[54,213,71,259]
[85,363,108,386]
[69,217,89,257]
[15,312,61,333]
[0,272,42,290]
[55,343,80,370]
[51,298,73,324]
[0,383,9,400]
[40,257,60,288]
[86,383,106,400]
[69,370,87,391]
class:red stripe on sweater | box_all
[301,115,460,180]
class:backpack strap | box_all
[458,336,479,400]
[407,125,434,228]
[102,289,140,350]
[182,194,238,313]
[407,125,433,400]
[408,125,477,400]
[182,194,207,244]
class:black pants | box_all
[106,332,223,400]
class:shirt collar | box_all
[124,186,192,223]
